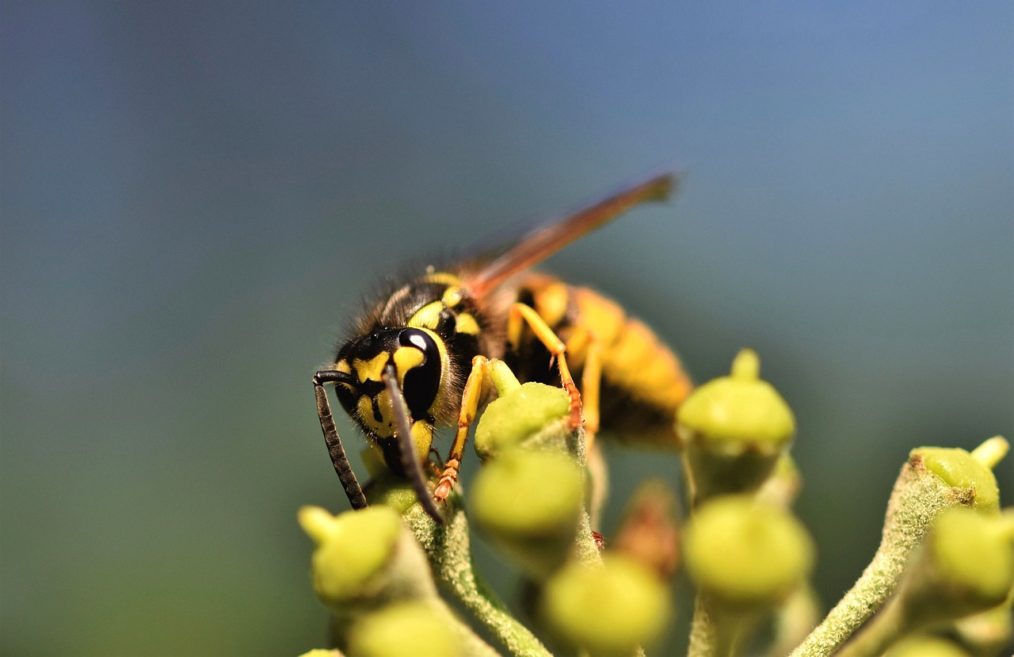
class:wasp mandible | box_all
[313,173,694,523]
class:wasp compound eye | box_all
[399,328,431,351]
[397,328,443,418]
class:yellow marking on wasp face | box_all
[336,359,351,374]
[393,346,425,386]
[424,272,461,286]
[456,312,480,335]
[442,286,463,307]
[410,420,434,462]
[353,352,390,383]
[534,281,569,327]
[408,301,444,330]
[358,390,395,435]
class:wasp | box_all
[313,173,694,523]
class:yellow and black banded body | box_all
[508,272,693,446]
[312,172,691,522]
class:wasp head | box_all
[333,327,445,439]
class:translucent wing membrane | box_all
[467,173,678,297]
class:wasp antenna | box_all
[383,365,446,524]
[313,370,368,510]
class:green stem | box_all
[833,598,908,657]
[405,506,552,657]
[789,455,973,657]
[572,510,604,566]
[687,595,747,657]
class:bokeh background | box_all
[2,2,1012,655]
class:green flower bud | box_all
[470,449,584,578]
[685,496,814,611]
[474,382,571,460]
[837,509,1014,657]
[541,555,671,657]
[347,602,456,657]
[883,636,971,657]
[792,437,1009,657]
[914,444,1002,513]
[678,349,794,448]
[363,471,426,515]
[298,506,434,611]
[904,507,1014,622]
[677,349,795,503]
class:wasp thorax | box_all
[334,327,444,437]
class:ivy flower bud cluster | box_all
[297,348,1011,657]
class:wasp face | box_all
[334,327,445,438]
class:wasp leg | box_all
[507,302,583,429]
[382,365,445,524]
[580,332,603,451]
[579,333,610,529]
[313,370,368,510]
[434,355,491,503]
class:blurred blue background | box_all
[2,2,1011,655]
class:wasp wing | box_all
[466,172,679,297]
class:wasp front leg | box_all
[507,302,583,430]
[434,355,493,502]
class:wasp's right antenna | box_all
[384,364,446,524]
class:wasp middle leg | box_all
[507,302,583,429]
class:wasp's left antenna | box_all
[313,370,368,509]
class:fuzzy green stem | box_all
[687,595,750,657]
[404,505,552,657]
[788,453,976,657]
[426,600,504,657]
[833,598,908,657]
[572,510,604,566]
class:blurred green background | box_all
[2,2,1011,656]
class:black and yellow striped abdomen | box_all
[507,272,693,446]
